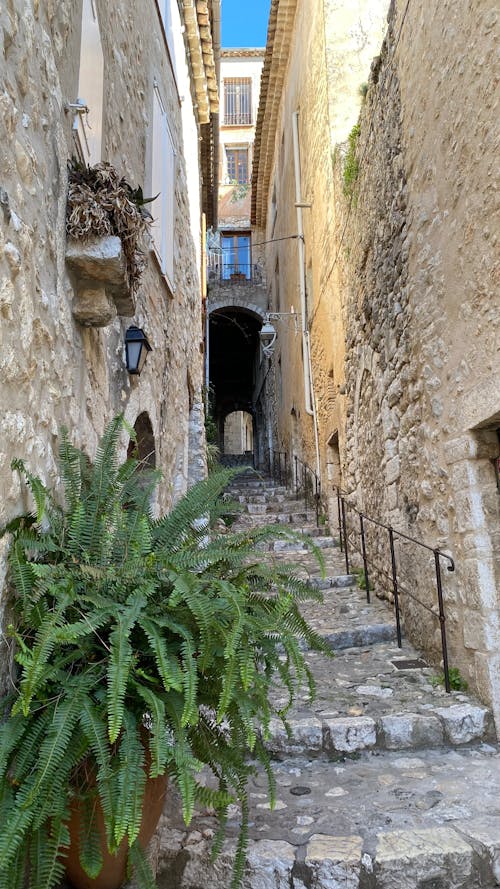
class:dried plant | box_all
[66,160,156,292]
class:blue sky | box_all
[221,0,270,47]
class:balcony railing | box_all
[207,263,265,285]
[224,111,252,126]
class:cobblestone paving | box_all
[149,476,500,888]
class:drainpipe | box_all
[291,110,321,479]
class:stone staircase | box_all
[152,474,500,889]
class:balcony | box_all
[207,262,264,286]
[223,111,252,126]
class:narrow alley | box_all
[0,0,498,888]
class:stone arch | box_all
[127,411,156,469]
[208,297,266,321]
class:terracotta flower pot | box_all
[64,769,168,889]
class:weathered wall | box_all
[0,0,207,683]
[256,0,499,724]
[261,0,388,485]
[340,0,500,723]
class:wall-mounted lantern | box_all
[259,320,277,355]
[259,310,301,357]
[125,326,152,375]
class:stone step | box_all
[183,480,500,889]
[228,481,287,494]
[265,701,494,759]
[233,510,317,524]
[256,537,338,553]
[244,501,314,515]
[154,745,500,888]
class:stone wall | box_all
[339,0,500,724]
[256,0,388,483]
[0,0,209,686]
[254,0,499,725]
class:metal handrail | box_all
[270,451,321,527]
[206,263,265,285]
[335,485,454,692]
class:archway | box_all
[223,410,254,463]
[208,306,263,464]
[127,412,156,469]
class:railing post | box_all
[359,514,370,603]
[337,490,343,553]
[314,475,319,527]
[303,463,307,508]
[284,452,288,487]
[294,456,299,498]
[388,528,403,648]
[340,498,349,574]
[434,551,451,693]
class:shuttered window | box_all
[76,0,104,165]
[151,83,176,289]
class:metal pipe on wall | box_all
[291,110,321,479]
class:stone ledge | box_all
[66,235,135,325]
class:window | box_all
[157,0,184,89]
[151,83,176,288]
[221,233,251,280]
[75,0,104,165]
[224,78,252,125]
[226,147,249,184]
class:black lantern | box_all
[125,326,152,375]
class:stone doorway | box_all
[223,410,254,465]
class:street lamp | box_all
[259,310,301,356]
[259,320,277,355]
[125,326,152,375]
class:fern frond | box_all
[128,840,156,889]
[115,711,146,847]
[151,468,237,550]
[59,428,82,513]
[134,684,169,777]
[107,593,145,742]
[79,702,116,848]
[138,617,183,692]
[77,794,103,879]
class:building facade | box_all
[0,0,219,684]
[206,47,270,465]
[252,0,500,727]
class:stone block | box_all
[245,839,296,889]
[325,716,376,753]
[463,609,497,652]
[305,834,362,889]
[66,235,126,283]
[266,717,323,755]
[432,704,488,744]
[71,283,117,327]
[375,827,474,889]
[385,456,400,484]
[444,437,476,466]
[454,816,500,885]
[379,713,443,749]
[66,235,135,321]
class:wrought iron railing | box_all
[207,263,264,285]
[269,448,455,692]
[271,451,321,527]
[224,111,252,126]
[335,486,455,692]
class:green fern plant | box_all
[0,417,329,889]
